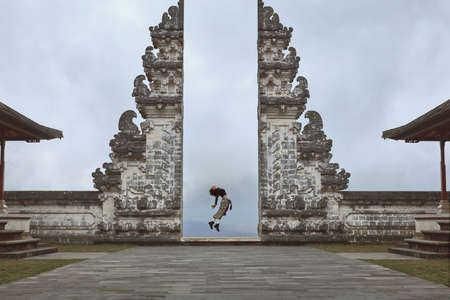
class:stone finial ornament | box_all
[262,6,282,31]
[92,168,105,191]
[92,163,121,193]
[303,111,323,132]
[320,164,351,192]
[292,76,310,100]
[298,111,331,162]
[132,75,150,99]
[118,110,139,135]
[109,110,145,161]
[159,5,179,30]
[142,46,156,71]
[284,47,300,64]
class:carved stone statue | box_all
[262,6,282,31]
[110,110,145,161]
[303,111,323,132]
[284,47,300,64]
[132,75,150,99]
[292,76,310,101]
[160,5,179,30]
[142,46,156,70]
[92,164,121,192]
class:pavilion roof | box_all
[0,101,63,142]
[382,99,450,142]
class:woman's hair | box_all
[209,185,217,195]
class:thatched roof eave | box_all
[0,101,63,141]
[382,99,450,142]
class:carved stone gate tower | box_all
[92,0,349,243]
[93,1,184,242]
[257,0,350,242]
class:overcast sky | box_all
[1,0,449,236]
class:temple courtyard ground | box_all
[1,246,449,299]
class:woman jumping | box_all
[208,185,232,232]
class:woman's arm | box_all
[211,196,218,208]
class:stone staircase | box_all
[389,220,450,258]
[0,220,57,258]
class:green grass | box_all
[362,259,450,287]
[307,243,449,287]
[307,243,401,253]
[0,259,84,285]
[47,243,136,252]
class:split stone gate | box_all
[92,0,350,243]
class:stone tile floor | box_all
[336,252,421,260]
[24,252,108,260]
[1,246,448,299]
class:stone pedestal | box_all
[438,199,449,214]
[0,200,7,214]
[0,214,31,234]
[415,213,450,237]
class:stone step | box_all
[389,247,450,259]
[405,238,450,253]
[421,230,450,241]
[0,220,7,230]
[0,230,24,241]
[438,220,450,231]
[0,247,58,259]
[181,237,263,246]
[0,238,40,252]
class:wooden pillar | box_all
[0,140,6,213]
[439,138,448,213]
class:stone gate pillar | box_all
[257,0,350,242]
[93,1,184,243]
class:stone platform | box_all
[1,246,448,299]
[181,237,262,246]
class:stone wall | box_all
[5,191,102,244]
[340,191,442,242]
[5,191,442,243]
[5,191,444,243]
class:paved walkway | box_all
[336,252,421,260]
[1,246,448,299]
[25,252,108,260]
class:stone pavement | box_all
[1,246,448,299]
[24,252,108,260]
[336,252,421,260]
